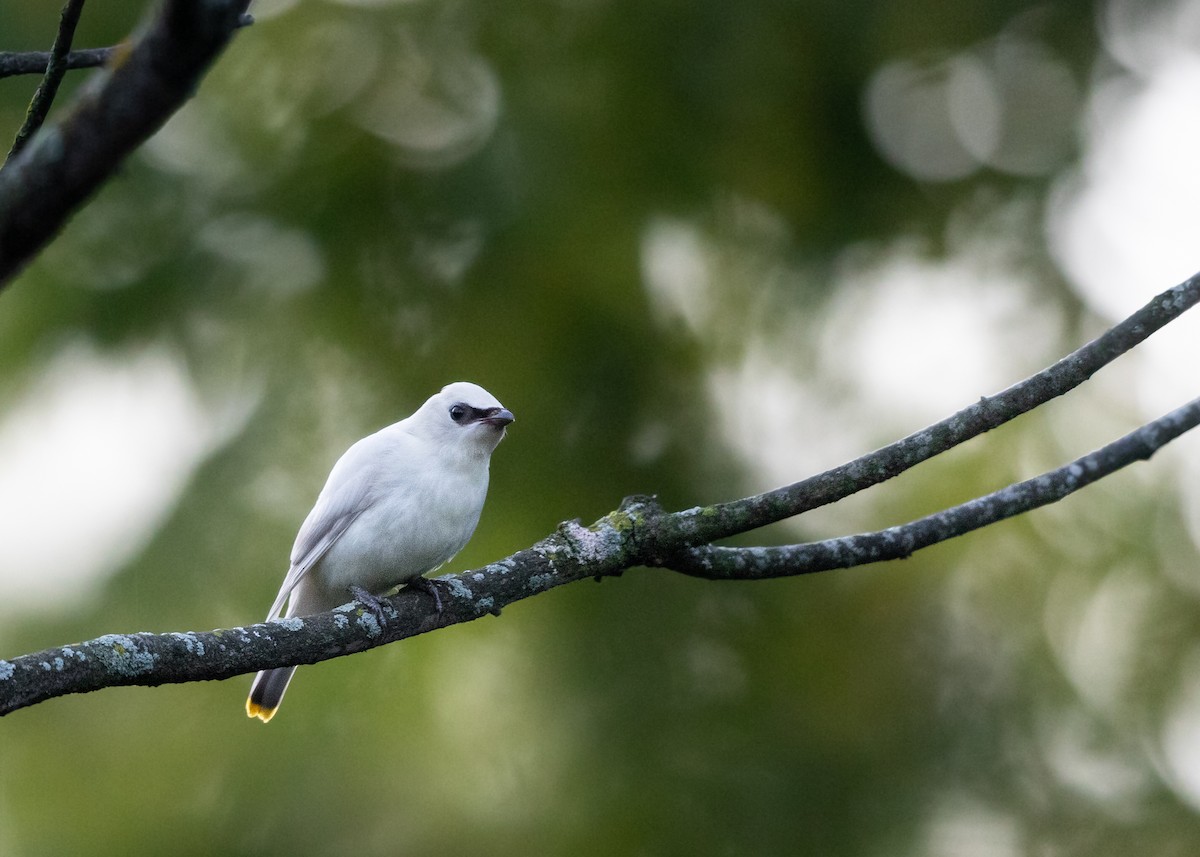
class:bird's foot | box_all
[348,585,391,625]
[404,576,445,616]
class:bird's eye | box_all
[449,404,467,423]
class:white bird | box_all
[246,381,514,723]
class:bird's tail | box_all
[246,666,298,723]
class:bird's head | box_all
[411,381,514,457]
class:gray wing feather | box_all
[264,439,383,621]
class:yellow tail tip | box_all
[246,698,278,723]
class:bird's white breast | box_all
[312,428,490,598]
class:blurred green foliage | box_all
[2,1,1199,855]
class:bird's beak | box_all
[481,408,515,427]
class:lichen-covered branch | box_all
[2,276,1199,717]
[0,507,645,716]
[0,0,253,286]
[641,272,1200,555]
[660,396,1200,578]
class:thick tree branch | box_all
[0,0,253,286]
[1,273,1198,717]
[0,511,644,717]
[5,0,86,164]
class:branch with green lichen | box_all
[1,273,1198,717]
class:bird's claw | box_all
[348,585,390,625]
[405,576,445,616]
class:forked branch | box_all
[1,273,1197,717]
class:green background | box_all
[2,1,1199,854]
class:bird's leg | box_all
[404,576,445,616]
[348,585,391,625]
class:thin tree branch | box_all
[6,0,87,165]
[0,13,252,80]
[0,0,253,287]
[661,396,1200,578]
[641,271,1200,556]
[0,47,113,79]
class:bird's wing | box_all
[264,437,385,621]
